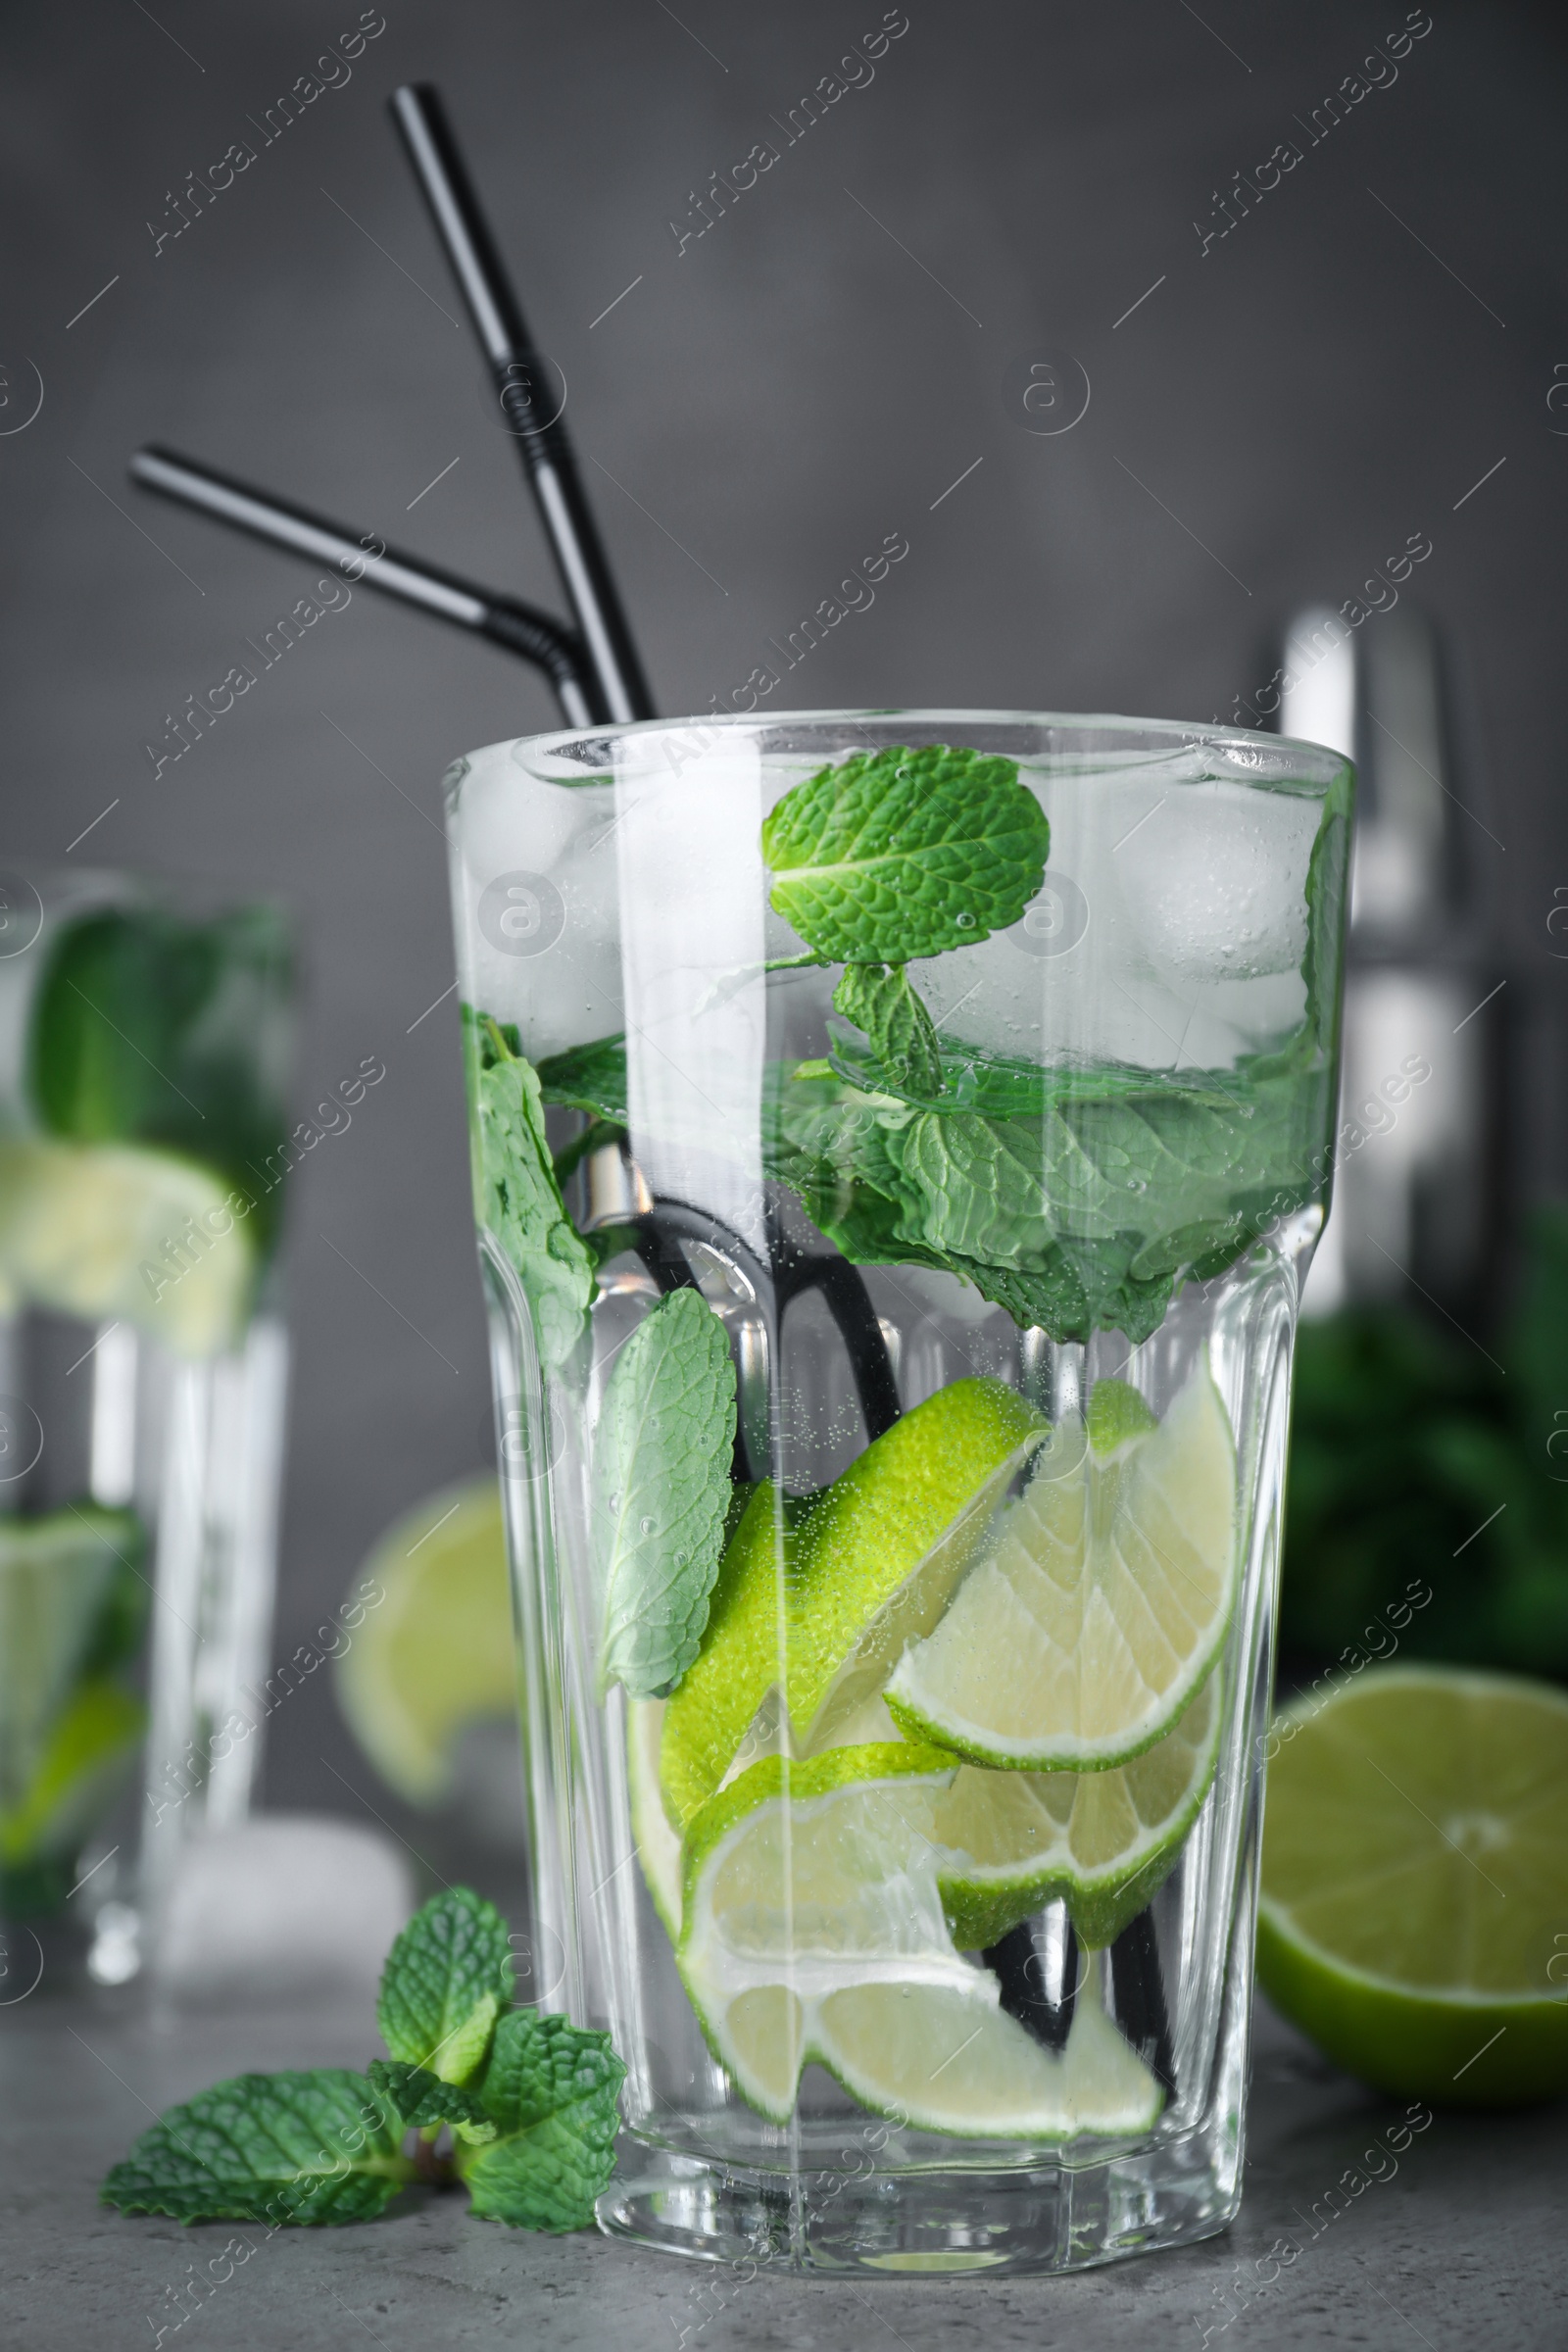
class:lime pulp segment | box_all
[930,1667,1224,1951]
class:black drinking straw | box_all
[129,447,595,727]
[389,84,656,728]
[621,1199,902,1477]
[1104,1908,1176,2091]
[984,1917,1078,2052]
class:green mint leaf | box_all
[27,903,292,1262]
[597,1288,737,1700]
[763,1044,1331,1345]
[100,2070,414,2226]
[760,743,1049,962]
[457,2008,625,2232]
[475,1019,596,1370]
[535,1034,630,1126]
[377,1888,514,2087]
[832,963,944,1097]
[366,2060,497,2144]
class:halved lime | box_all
[677,1744,1160,2134]
[0,1136,255,1358]
[931,1668,1223,1951]
[886,1358,1236,1770]
[1258,1665,1568,2107]
[336,1477,517,1806]
[660,1378,1043,1830]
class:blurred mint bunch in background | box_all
[1282,1206,1568,1678]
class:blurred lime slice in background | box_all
[1258,1664,1568,2106]
[0,1505,148,1914]
[0,1138,256,1358]
[336,1477,518,1807]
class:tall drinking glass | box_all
[0,867,292,1985]
[445,713,1350,2274]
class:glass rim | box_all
[446,706,1351,805]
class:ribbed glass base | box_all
[598,2127,1242,2277]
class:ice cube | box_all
[156,1817,414,2006]
[456,748,625,1055]
[1113,781,1318,985]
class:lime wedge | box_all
[677,1745,1160,2134]
[1258,1665,1568,2107]
[627,1696,682,1939]
[814,1961,1160,2141]
[336,1477,517,1806]
[886,1358,1236,1770]
[0,1137,255,1358]
[660,1378,1044,1829]
[931,1668,1223,1951]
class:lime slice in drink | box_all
[930,1667,1223,1951]
[1258,1665,1568,2107]
[626,1695,682,1940]
[813,1959,1158,2142]
[660,1378,1044,1830]
[886,1359,1236,1770]
[336,1478,517,1806]
[677,1744,1160,2134]
[0,1137,255,1359]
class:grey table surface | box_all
[2,1979,1563,2352]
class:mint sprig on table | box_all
[375,1874,513,2084]
[101,1889,625,2233]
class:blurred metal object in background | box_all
[1276,605,1507,1325]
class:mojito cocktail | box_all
[447,713,1349,2272]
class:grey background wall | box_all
[1,0,1562,1832]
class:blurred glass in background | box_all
[1275,609,1567,1682]
[0,869,292,1983]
